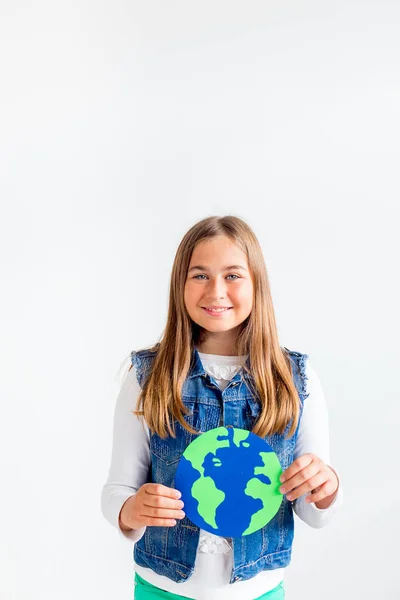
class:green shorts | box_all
[134,572,285,600]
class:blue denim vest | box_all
[130,346,309,584]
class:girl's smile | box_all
[202,306,233,316]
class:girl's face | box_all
[184,236,254,344]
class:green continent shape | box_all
[183,427,230,529]
[192,478,224,529]
[243,451,283,535]
[233,428,250,447]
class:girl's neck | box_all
[195,341,239,357]
[195,327,242,356]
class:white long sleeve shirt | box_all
[101,351,343,600]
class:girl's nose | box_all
[205,278,228,301]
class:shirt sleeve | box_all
[292,359,343,528]
[100,363,151,542]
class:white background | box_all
[1,1,399,598]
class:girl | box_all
[101,215,343,600]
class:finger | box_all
[142,506,185,520]
[280,454,314,483]
[143,517,178,527]
[144,484,182,499]
[280,462,320,495]
[286,472,328,502]
[306,480,337,504]
[144,494,184,510]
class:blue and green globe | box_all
[175,426,283,538]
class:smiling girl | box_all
[101,215,343,600]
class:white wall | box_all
[1,1,399,598]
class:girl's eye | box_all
[193,274,240,281]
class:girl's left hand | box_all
[279,453,339,509]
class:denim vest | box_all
[130,346,309,584]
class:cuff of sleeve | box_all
[293,479,343,528]
[117,493,147,543]
[101,487,147,543]
[118,522,146,543]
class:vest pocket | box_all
[150,405,198,465]
[150,432,188,465]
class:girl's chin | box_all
[199,321,240,331]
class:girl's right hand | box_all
[119,483,185,530]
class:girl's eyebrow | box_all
[188,264,248,272]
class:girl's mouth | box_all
[202,307,233,316]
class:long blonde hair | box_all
[127,215,300,439]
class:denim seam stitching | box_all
[235,548,291,570]
[135,547,193,570]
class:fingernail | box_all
[279,487,285,494]
[175,491,181,499]
[280,475,285,483]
